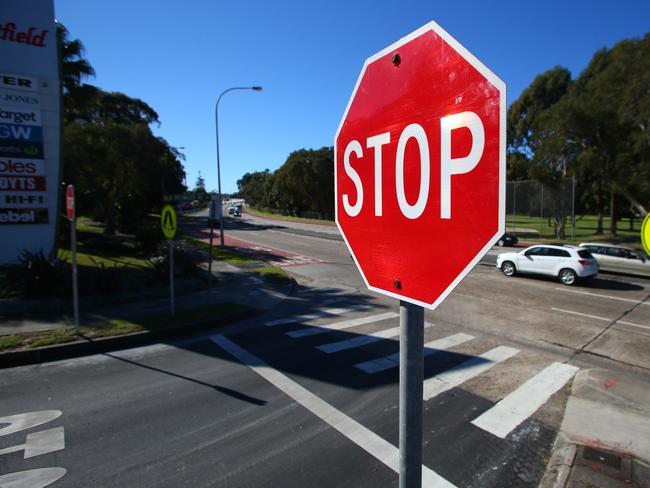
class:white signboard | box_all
[0,0,60,263]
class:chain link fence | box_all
[506,177,576,240]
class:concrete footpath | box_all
[540,369,650,488]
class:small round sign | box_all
[641,214,650,256]
[66,185,75,221]
[161,204,177,240]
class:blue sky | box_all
[55,0,649,195]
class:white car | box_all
[579,243,650,278]
[496,244,598,286]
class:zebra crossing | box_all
[257,302,579,440]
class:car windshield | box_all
[577,250,593,259]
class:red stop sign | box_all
[66,184,75,221]
[335,22,506,309]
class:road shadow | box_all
[503,273,645,291]
[162,283,487,394]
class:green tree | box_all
[56,23,95,93]
[507,67,574,238]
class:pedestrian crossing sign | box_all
[161,204,177,240]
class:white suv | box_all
[496,245,598,286]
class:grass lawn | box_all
[246,207,336,226]
[181,235,291,284]
[0,301,249,352]
[507,214,641,245]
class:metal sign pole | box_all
[169,239,175,315]
[71,215,79,334]
[207,202,215,293]
[399,300,424,488]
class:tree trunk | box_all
[609,190,617,237]
[554,213,566,240]
[596,212,604,235]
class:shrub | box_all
[4,249,67,299]
[134,222,165,254]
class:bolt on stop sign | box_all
[335,21,506,309]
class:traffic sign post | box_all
[66,185,79,333]
[207,194,218,294]
[642,214,650,256]
[335,21,506,487]
[161,204,177,315]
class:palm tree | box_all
[56,23,95,93]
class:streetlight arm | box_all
[214,85,262,247]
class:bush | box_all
[134,222,165,254]
[4,249,67,299]
[150,242,199,282]
[85,260,122,295]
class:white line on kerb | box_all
[471,362,579,438]
[210,334,456,488]
[554,287,650,306]
[287,312,398,338]
[552,308,650,330]
[423,346,520,401]
[264,305,371,326]
[355,333,475,374]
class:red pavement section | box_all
[183,218,323,267]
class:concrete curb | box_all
[538,434,576,488]
[0,307,260,369]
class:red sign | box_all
[335,21,506,309]
[66,184,74,220]
[0,174,45,191]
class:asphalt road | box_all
[2,212,649,487]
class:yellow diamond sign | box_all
[161,204,177,240]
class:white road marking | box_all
[552,307,650,330]
[0,468,67,488]
[0,411,62,437]
[554,287,650,306]
[317,326,401,353]
[617,320,650,330]
[355,333,475,374]
[551,307,610,322]
[264,305,371,326]
[423,346,520,401]
[471,362,579,438]
[0,427,65,459]
[316,322,436,354]
[287,312,398,338]
[211,334,456,488]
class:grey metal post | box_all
[215,86,262,248]
[571,175,576,241]
[71,215,79,333]
[539,183,544,237]
[512,181,517,232]
[169,240,175,315]
[399,300,424,488]
[207,202,215,292]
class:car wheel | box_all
[497,239,505,246]
[501,261,516,277]
[559,268,577,286]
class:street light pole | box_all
[215,86,262,247]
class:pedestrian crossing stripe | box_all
[256,309,579,440]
